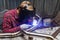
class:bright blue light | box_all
[32,19,38,26]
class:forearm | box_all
[3,27,20,33]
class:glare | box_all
[32,19,38,26]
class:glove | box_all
[20,24,32,30]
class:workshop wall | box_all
[0,0,60,18]
[0,0,60,27]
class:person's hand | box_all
[20,24,32,30]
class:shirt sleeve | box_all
[2,13,20,33]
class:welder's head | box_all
[17,1,36,24]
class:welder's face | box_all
[18,8,35,24]
[21,8,35,18]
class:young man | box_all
[2,1,35,33]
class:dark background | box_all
[0,0,60,17]
[0,0,60,15]
[0,0,60,29]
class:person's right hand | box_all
[20,24,32,30]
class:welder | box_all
[2,1,37,33]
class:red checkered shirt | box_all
[2,9,21,33]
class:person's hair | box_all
[17,1,32,10]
